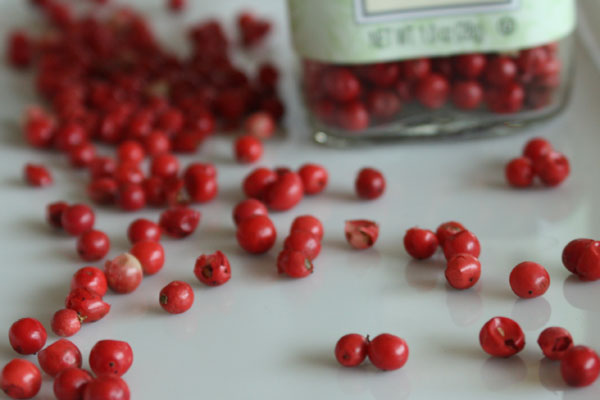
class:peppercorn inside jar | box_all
[288,0,575,144]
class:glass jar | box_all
[287,0,576,145]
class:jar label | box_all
[288,0,575,63]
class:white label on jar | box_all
[357,0,518,23]
[288,0,575,63]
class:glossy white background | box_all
[1,0,599,399]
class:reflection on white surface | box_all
[481,356,528,391]
[510,297,552,331]
[404,259,443,291]
[562,383,600,400]
[368,369,411,400]
[539,357,567,393]
[445,285,483,327]
[336,366,369,395]
[562,275,600,311]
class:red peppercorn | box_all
[284,230,321,260]
[535,151,570,187]
[355,167,385,200]
[128,219,161,243]
[415,74,449,109]
[562,238,594,274]
[402,58,431,81]
[277,249,314,278]
[89,340,133,377]
[194,251,231,286]
[366,90,402,120]
[345,220,379,250]
[264,172,304,211]
[335,334,368,367]
[71,266,108,297]
[505,157,534,188]
[24,163,53,187]
[274,167,293,177]
[76,230,110,261]
[435,221,466,247]
[445,254,481,290]
[215,88,248,121]
[116,183,146,211]
[232,199,268,226]
[453,53,486,79]
[184,163,217,180]
[157,109,184,134]
[68,143,96,168]
[9,318,47,355]
[297,164,328,195]
[83,375,130,400]
[516,47,550,76]
[337,101,369,132]
[291,215,324,241]
[54,123,87,152]
[159,281,194,314]
[183,168,218,203]
[105,253,143,294]
[61,204,95,236]
[65,288,110,323]
[323,68,361,102]
[509,261,550,298]
[451,81,483,110]
[537,327,573,361]
[236,215,276,254]
[51,309,81,337]
[243,167,277,199]
[484,56,517,86]
[486,82,524,114]
[479,316,525,357]
[244,112,275,139]
[7,31,32,68]
[0,359,41,399]
[560,346,600,387]
[576,241,600,281]
[159,206,201,238]
[23,107,55,148]
[234,135,263,164]
[238,11,272,47]
[142,176,166,207]
[432,57,453,78]
[37,339,82,377]
[367,333,409,371]
[443,230,480,260]
[47,201,68,229]
[143,131,171,157]
[150,153,179,179]
[117,140,145,165]
[257,62,279,88]
[88,157,117,180]
[53,368,92,400]
[365,62,401,87]
[126,109,154,141]
[87,178,118,205]
[130,240,165,275]
[114,163,144,187]
[165,176,189,207]
[523,137,553,161]
[312,99,337,125]
[403,227,439,259]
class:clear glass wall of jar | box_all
[289,0,576,145]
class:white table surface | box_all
[1,1,599,399]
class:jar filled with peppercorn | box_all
[287,0,576,144]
